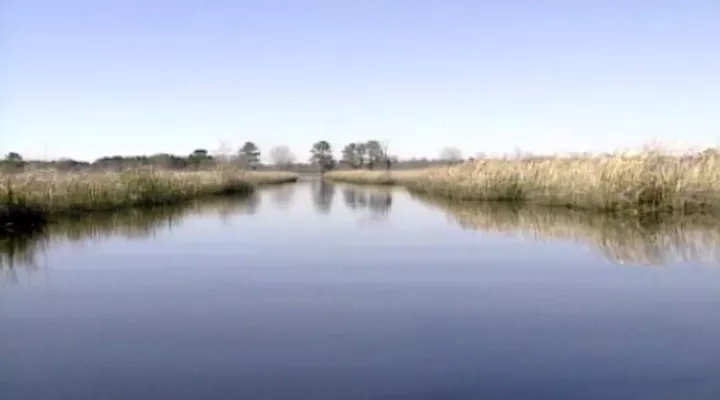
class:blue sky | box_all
[2,0,719,162]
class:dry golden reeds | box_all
[0,168,298,234]
[328,151,720,215]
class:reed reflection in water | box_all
[0,194,261,277]
[413,194,720,266]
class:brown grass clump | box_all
[0,169,297,234]
[414,194,720,266]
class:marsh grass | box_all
[328,151,720,215]
[0,168,297,234]
[414,194,720,266]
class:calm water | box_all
[2,179,720,399]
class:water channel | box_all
[2,179,720,399]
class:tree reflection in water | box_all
[342,185,393,223]
[310,179,336,215]
[269,183,296,210]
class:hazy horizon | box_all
[2,0,720,163]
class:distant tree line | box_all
[339,140,392,170]
[0,142,267,173]
[1,140,470,174]
[7,141,718,175]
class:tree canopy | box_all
[239,142,261,169]
[310,140,335,173]
[269,145,295,167]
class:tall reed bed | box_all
[0,168,297,234]
[329,151,720,214]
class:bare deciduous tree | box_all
[439,147,463,163]
[213,141,234,164]
[269,145,296,168]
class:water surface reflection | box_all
[341,185,394,223]
[4,183,720,399]
[343,186,392,214]
[414,194,720,266]
[310,179,336,214]
[268,183,296,209]
[0,194,261,279]
[4,183,720,279]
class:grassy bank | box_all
[413,194,720,266]
[324,170,396,184]
[326,151,720,215]
[0,169,297,234]
[323,169,426,185]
